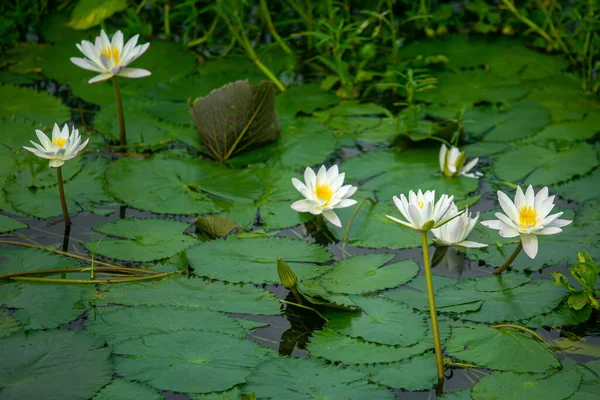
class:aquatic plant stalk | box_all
[421,230,445,388]
[491,324,547,345]
[493,241,523,275]
[56,166,71,226]
[259,0,292,54]
[112,76,127,149]
[342,197,376,249]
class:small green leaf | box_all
[68,0,127,30]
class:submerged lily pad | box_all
[186,236,332,284]
[446,325,560,373]
[85,218,198,262]
[245,356,394,400]
[0,84,70,126]
[0,330,112,400]
[114,330,272,394]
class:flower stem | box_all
[493,241,523,275]
[56,166,70,226]
[342,197,376,250]
[491,324,548,345]
[112,76,127,150]
[422,230,445,388]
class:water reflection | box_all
[431,246,469,276]
[278,291,326,357]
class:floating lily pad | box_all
[0,214,26,233]
[0,309,20,338]
[493,143,597,186]
[92,379,161,400]
[446,325,560,373]
[317,254,419,294]
[0,84,70,126]
[552,168,600,204]
[471,368,582,400]
[276,83,340,116]
[97,276,281,315]
[360,353,437,391]
[0,246,80,274]
[0,330,112,400]
[245,356,394,400]
[114,330,271,394]
[187,236,331,284]
[326,296,428,346]
[523,304,593,329]
[383,274,457,311]
[85,306,265,345]
[85,218,197,262]
[308,329,433,364]
[68,0,127,30]
[523,114,600,144]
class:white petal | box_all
[457,240,488,248]
[480,219,511,231]
[525,185,535,206]
[521,234,538,259]
[329,173,345,193]
[461,158,478,174]
[49,159,65,168]
[122,34,140,56]
[89,73,113,84]
[497,190,519,222]
[407,203,424,229]
[499,228,520,238]
[495,212,519,230]
[292,177,309,197]
[316,165,327,186]
[334,199,357,208]
[514,186,526,210]
[112,30,124,51]
[308,204,323,215]
[326,165,339,180]
[541,212,563,227]
[322,210,342,227]
[536,227,563,235]
[439,144,447,173]
[23,146,49,159]
[304,167,316,192]
[118,67,151,79]
[70,57,105,72]
[291,199,311,213]
[34,130,51,150]
[547,218,572,228]
[386,215,417,230]
[342,185,357,199]
[100,30,111,48]
[534,187,549,209]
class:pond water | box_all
[1,9,600,400]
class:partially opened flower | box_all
[387,189,459,231]
[291,165,357,227]
[431,205,487,248]
[439,144,481,179]
[71,30,150,84]
[23,123,89,168]
[481,185,572,259]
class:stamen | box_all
[315,184,333,205]
[101,46,120,64]
[417,200,424,209]
[519,206,537,228]
[52,137,67,148]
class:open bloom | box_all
[70,30,151,84]
[23,123,89,168]
[387,189,460,231]
[480,185,572,259]
[431,205,487,248]
[291,165,357,227]
[439,144,481,179]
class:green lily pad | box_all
[317,254,419,294]
[493,143,597,185]
[97,276,281,315]
[360,353,437,391]
[471,368,582,400]
[85,305,265,344]
[0,330,112,400]
[0,246,80,274]
[114,330,271,394]
[186,236,332,284]
[276,83,340,116]
[0,309,20,338]
[84,218,198,262]
[326,295,428,346]
[523,114,600,144]
[0,84,70,126]
[245,356,394,400]
[383,274,458,311]
[68,0,127,30]
[523,304,593,329]
[446,325,560,373]
[552,168,600,204]
[92,379,161,400]
[0,214,26,233]
[308,329,433,364]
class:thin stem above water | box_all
[56,166,70,226]
[112,76,127,150]
[493,241,523,275]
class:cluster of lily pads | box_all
[1,21,600,400]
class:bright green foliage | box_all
[85,218,198,262]
[493,143,597,186]
[97,276,281,315]
[114,330,272,393]
[0,117,45,151]
[0,330,112,400]
[552,169,600,203]
[187,236,332,284]
[471,369,582,400]
[245,356,394,400]
[308,329,433,364]
[92,379,161,400]
[326,296,428,346]
[446,325,560,373]
[0,246,80,274]
[360,353,437,391]
[276,83,340,116]
[524,304,593,328]
[85,306,266,345]
[297,278,359,311]
[383,274,457,311]
[552,252,600,311]
[317,254,419,294]
[68,0,127,30]
[524,114,600,144]
[2,283,94,330]
[0,85,70,126]
[0,214,26,233]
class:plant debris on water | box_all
[0,1,599,399]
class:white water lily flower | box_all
[70,30,151,84]
[387,189,460,231]
[480,185,572,259]
[439,144,482,179]
[431,205,487,248]
[23,123,89,168]
[291,165,358,227]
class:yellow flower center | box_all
[417,200,424,209]
[52,137,67,148]
[101,45,120,64]
[316,184,333,205]
[519,206,537,228]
